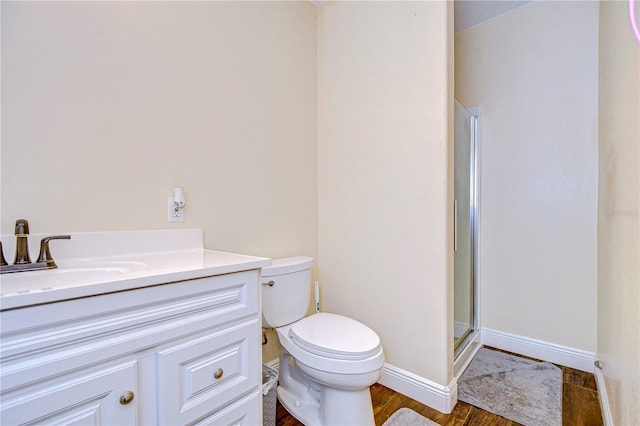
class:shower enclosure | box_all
[454,99,479,358]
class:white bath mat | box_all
[458,348,562,426]
[382,408,439,426]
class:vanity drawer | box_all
[193,391,261,426]
[156,319,260,425]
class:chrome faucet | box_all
[0,219,71,274]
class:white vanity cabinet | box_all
[0,269,263,426]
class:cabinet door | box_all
[0,359,138,425]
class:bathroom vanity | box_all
[0,229,270,425]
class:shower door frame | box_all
[453,104,481,364]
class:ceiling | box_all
[454,0,533,32]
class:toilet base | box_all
[277,379,375,426]
[321,385,375,425]
[278,385,321,426]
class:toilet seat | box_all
[289,312,381,360]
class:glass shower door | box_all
[454,99,477,354]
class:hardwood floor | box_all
[275,348,604,426]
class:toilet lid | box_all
[289,312,381,360]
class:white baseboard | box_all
[593,365,614,426]
[378,363,457,414]
[481,327,596,373]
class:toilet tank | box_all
[262,256,314,328]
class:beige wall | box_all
[597,1,640,424]
[11,4,635,419]
[317,1,453,386]
[1,1,317,263]
[455,1,599,352]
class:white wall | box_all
[317,1,454,387]
[1,1,317,260]
[455,1,599,351]
[1,1,317,365]
[2,0,456,397]
[597,1,640,424]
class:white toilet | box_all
[262,257,385,426]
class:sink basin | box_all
[0,260,146,296]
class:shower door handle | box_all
[454,200,458,252]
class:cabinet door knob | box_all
[119,391,135,405]
[213,368,224,380]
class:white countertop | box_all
[0,229,270,311]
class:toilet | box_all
[262,256,385,426]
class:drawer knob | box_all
[213,368,224,380]
[119,391,135,405]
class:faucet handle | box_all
[15,219,30,235]
[0,241,7,266]
[37,235,71,268]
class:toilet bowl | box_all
[262,257,385,426]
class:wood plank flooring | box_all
[275,347,603,426]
